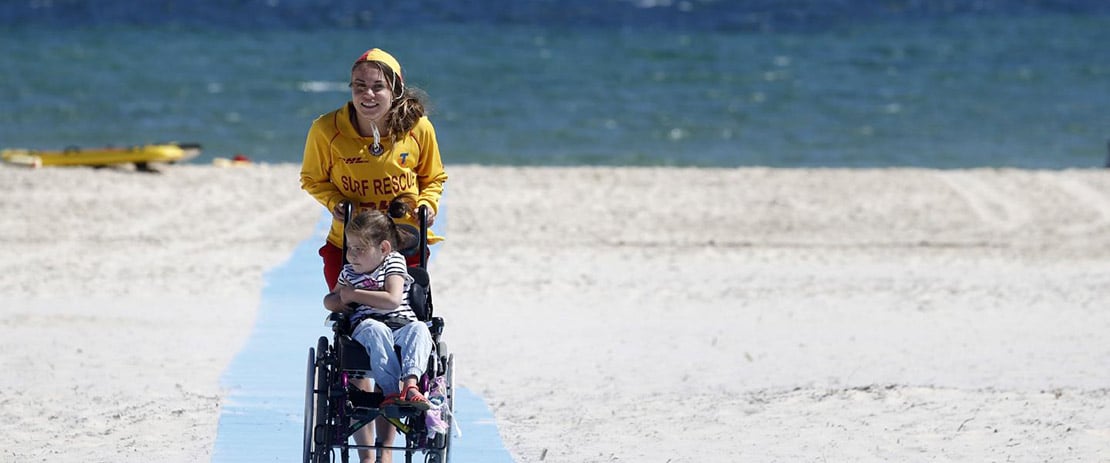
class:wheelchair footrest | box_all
[348,387,384,409]
[348,388,429,418]
[380,404,426,419]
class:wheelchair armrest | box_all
[429,316,445,338]
[325,312,354,334]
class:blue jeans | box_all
[351,319,433,395]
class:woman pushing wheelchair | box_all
[300,46,448,287]
[300,46,448,463]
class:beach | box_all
[2,163,1109,462]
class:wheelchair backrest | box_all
[408,265,433,321]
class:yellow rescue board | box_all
[1,143,201,168]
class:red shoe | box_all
[395,385,431,411]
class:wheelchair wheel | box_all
[445,353,454,462]
[307,336,335,463]
[302,346,316,463]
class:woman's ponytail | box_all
[387,194,419,252]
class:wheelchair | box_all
[303,205,455,463]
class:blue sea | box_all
[2,0,1108,168]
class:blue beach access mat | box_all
[212,210,513,462]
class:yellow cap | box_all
[354,48,403,82]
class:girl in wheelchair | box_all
[323,204,434,461]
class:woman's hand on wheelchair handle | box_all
[332,199,350,221]
[422,206,436,226]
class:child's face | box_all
[346,235,387,274]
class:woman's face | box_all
[350,63,395,126]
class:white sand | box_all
[0,164,320,462]
[2,163,1109,462]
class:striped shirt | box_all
[338,251,416,330]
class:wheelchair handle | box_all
[341,200,354,265]
[418,204,428,269]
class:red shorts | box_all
[318,242,427,290]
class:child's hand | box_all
[335,284,355,305]
[327,285,359,314]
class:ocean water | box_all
[1,0,1108,168]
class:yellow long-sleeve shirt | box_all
[300,103,447,248]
